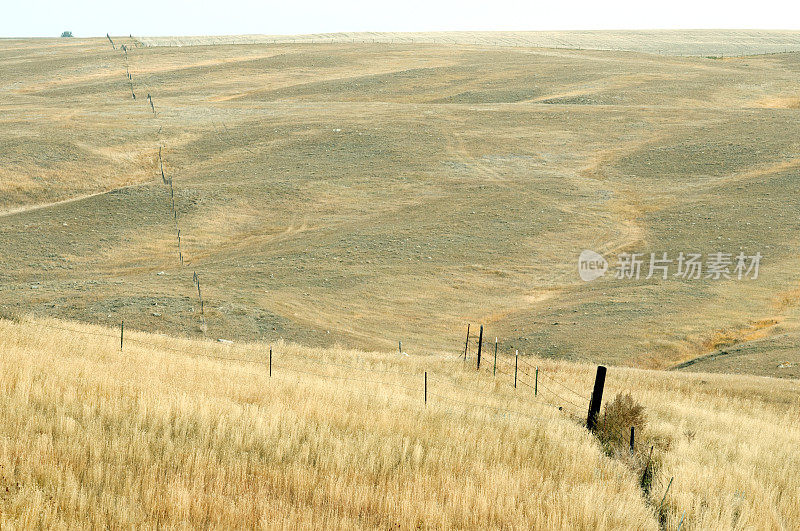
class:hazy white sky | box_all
[3,0,800,38]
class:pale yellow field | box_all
[0,316,797,528]
[139,30,800,56]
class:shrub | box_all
[596,392,646,456]
[61,31,73,38]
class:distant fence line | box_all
[108,36,202,326]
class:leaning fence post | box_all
[677,510,686,531]
[120,321,124,351]
[659,477,674,516]
[463,324,470,361]
[514,350,518,388]
[493,337,497,376]
[476,325,483,370]
[586,365,607,432]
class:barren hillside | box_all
[1,36,800,376]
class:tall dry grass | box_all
[0,316,797,528]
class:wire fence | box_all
[96,37,676,512]
[22,315,670,475]
[104,38,582,428]
[110,36,205,330]
[99,37,664,463]
[458,330,663,455]
[20,318,578,429]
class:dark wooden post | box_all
[399,341,402,355]
[493,337,497,376]
[587,365,607,432]
[269,348,272,377]
[630,426,635,453]
[535,367,539,396]
[476,325,483,370]
[514,350,518,388]
[120,321,124,351]
[463,324,470,360]
[159,146,166,183]
[424,372,427,405]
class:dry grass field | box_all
[0,315,797,528]
[2,31,800,530]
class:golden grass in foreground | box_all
[0,317,798,528]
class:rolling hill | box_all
[2,34,800,377]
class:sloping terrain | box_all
[2,37,800,375]
[0,316,798,528]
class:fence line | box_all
[28,316,660,463]
[97,38,668,505]
[18,314,673,518]
[109,35,204,328]
[18,318,575,429]
[28,322,599,459]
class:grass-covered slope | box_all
[0,316,797,528]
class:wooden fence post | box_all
[587,365,607,431]
[476,325,483,370]
[630,426,635,453]
[424,372,427,405]
[269,348,272,377]
[535,366,538,396]
[120,321,124,351]
[514,350,518,388]
[493,337,497,376]
[463,324,470,360]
